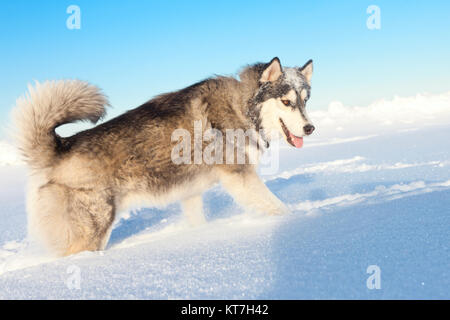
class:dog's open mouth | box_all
[280,118,303,148]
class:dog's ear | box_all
[299,59,313,83]
[260,57,283,83]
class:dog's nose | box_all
[303,124,315,135]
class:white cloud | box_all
[310,91,450,138]
[0,141,22,166]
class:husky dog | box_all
[13,57,314,256]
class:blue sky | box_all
[1,0,449,137]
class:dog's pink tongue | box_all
[289,132,303,148]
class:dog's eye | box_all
[281,99,290,106]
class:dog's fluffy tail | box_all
[12,80,109,170]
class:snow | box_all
[0,92,449,299]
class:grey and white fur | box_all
[12,57,314,256]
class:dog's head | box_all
[252,57,314,148]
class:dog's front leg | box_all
[181,194,207,226]
[220,168,289,216]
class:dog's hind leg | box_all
[219,168,289,216]
[181,194,206,226]
[64,189,116,256]
[29,182,115,256]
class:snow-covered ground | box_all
[0,92,449,299]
